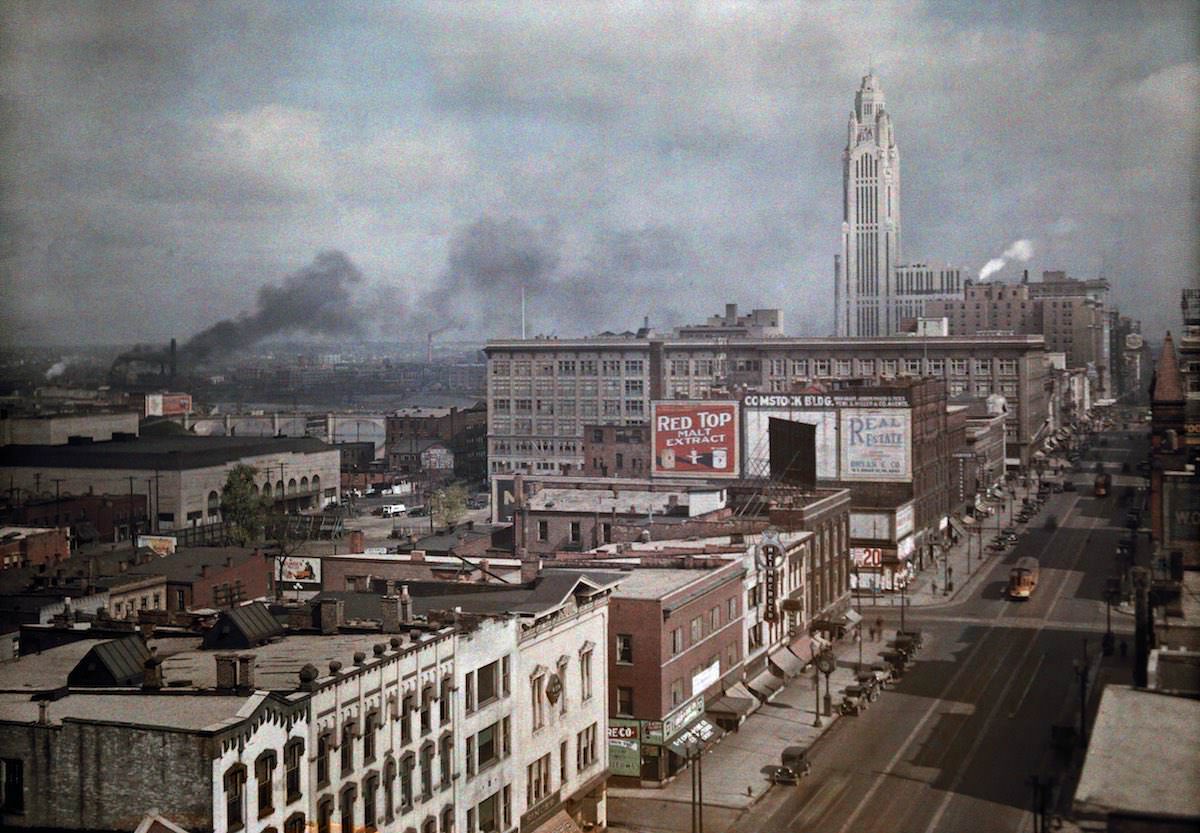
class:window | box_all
[527,754,552,805]
[904,358,922,375]
[616,633,633,664]
[616,686,633,716]
[690,616,702,642]
[317,732,331,786]
[570,521,581,543]
[670,678,684,706]
[670,627,683,656]
[974,358,991,375]
[466,736,477,777]
[363,711,377,762]
[710,606,720,630]
[834,359,852,377]
[558,359,576,374]
[999,358,1018,375]
[440,734,452,787]
[624,379,644,395]
[502,716,512,757]
[363,774,378,830]
[401,694,414,744]
[580,650,593,701]
[285,739,303,804]
[501,654,511,696]
[858,358,875,375]
[317,799,334,833]
[400,755,414,807]
[560,739,569,785]
[625,359,644,374]
[814,359,831,377]
[341,720,355,773]
[284,813,306,833]
[383,759,396,822]
[340,786,355,833]
[727,596,737,621]
[256,752,276,817]
[420,743,434,798]
[478,790,501,833]
[537,520,549,542]
[531,675,546,729]
[951,358,968,376]
[439,678,452,723]
[477,722,499,769]
[576,723,598,771]
[225,765,247,831]
[421,687,433,735]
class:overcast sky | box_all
[1,1,1196,348]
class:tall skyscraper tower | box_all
[835,73,901,337]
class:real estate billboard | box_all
[840,408,912,482]
[652,401,739,479]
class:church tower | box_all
[835,72,902,337]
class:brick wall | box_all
[0,527,70,571]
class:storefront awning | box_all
[746,669,785,700]
[666,716,724,756]
[528,809,584,833]
[768,647,805,678]
[706,693,757,719]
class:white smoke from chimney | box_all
[978,238,1034,281]
[45,360,67,380]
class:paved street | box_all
[611,425,1148,833]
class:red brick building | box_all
[125,546,273,611]
[8,493,147,545]
[0,527,70,572]
[601,560,746,783]
[580,423,651,477]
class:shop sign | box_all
[895,502,914,538]
[691,659,721,694]
[662,696,705,741]
[607,719,641,777]
[640,721,664,744]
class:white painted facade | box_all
[511,588,611,832]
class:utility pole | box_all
[126,476,138,549]
[51,478,64,526]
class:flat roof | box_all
[527,488,709,514]
[0,638,110,692]
[0,690,259,731]
[486,334,1047,351]
[0,434,334,471]
[607,566,736,601]
[1074,686,1200,821]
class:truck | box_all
[381,503,407,517]
[1093,473,1112,497]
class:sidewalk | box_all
[607,633,900,832]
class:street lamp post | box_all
[688,743,704,833]
[812,660,823,728]
[946,563,954,596]
[855,568,864,673]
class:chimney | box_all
[142,647,163,690]
[215,654,239,691]
[400,585,413,622]
[225,556,234,568]
[348,529,365,554]
[37,701,49,725]
[725,303,737,322]
[200,565,208,578]
[478,560,490,582]
[381,595,402,633]
[521,554,540,584]
[237,655,255,691]
[318,598,344,635]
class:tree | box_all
[430,484,469,529]
[220,464,269,545]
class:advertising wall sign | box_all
[840,409,912,482]
[652,401,739,479]
[607,719,641,777]
[691,659,721,694]
[278,556,322,589]
[744,410,838,479]
[137,535,177,557]
[1164,477,1200,544]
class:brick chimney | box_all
[318,599,344,635]
[237,654,255,690]
[348,529,365,554]
[142,647,163,690]
[215,654,239,691]
[381,595,401,633]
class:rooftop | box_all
[0,690,260,731]
[603,564,741,601]
[0,434,334,471]
[526,488,706,515]
[1073,686,1200,822]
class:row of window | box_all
[492,394,646,415]
[492,359,646,377]
[223,739,305,830]
[530,650,595,731]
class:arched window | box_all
[312,474,321,494]
[207,490,220,517]
[301,476,309,492]
[251,482,260,496]
[263,482,272,498]
[276,480,284,496]
[288,478,297,495]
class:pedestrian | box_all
[867,624,875,642]
[875,616,884,642]
[932,579,938,596]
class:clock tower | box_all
[835,73,902,337]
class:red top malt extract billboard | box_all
[652,401,740,479]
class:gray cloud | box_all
[0,2,1196,346]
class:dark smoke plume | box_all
[184,250,364,359]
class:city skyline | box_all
[1,2,1196,348]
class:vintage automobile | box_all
[839,684,871,715]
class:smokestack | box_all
[400,585,412,622]
[725,303,737,323]
[237,654,255,691]
[169,338,177,381]
[382,595,402,633]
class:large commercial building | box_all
[833,73,962,336]
[0,435,340,535]
[926,271,1114,396]
[485,333,1048,475]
